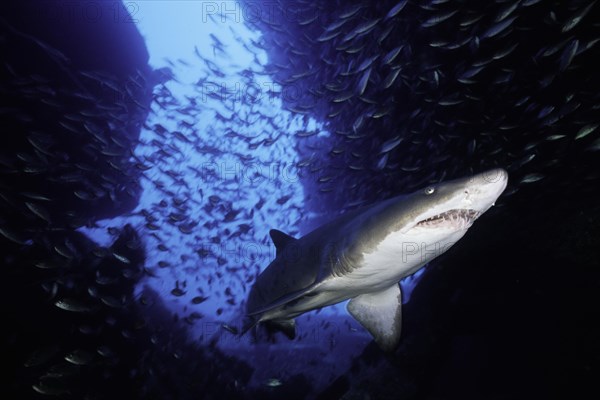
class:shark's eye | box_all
[424,187,435,195]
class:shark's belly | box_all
[328,228,468,293]
[264,229,468,321]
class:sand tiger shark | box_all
[244,169,508,351]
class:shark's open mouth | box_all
[415,209,481,229]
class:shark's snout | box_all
[482,168,509,186]
[466,168,508,213]
[408,168,508,233]
[472,168,508,193]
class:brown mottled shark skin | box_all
[245,169,508,351]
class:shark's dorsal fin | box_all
[347,284,403,352]
[269,229,297,255]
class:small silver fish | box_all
[264,378,283,387]
[520,173,545,184]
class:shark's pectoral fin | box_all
[347,284,403,352]
[265,319,296,339]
